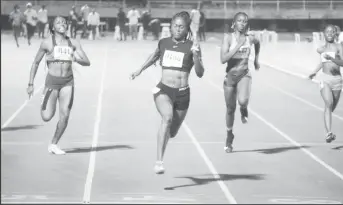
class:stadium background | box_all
[1,0,343,37]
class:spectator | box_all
[37,5,48,39]
[24,2,37,45]
[9,4,25,47]
[198,10,206,41]
[87,8,100,40]
[148,18,160,41]
[69,6,79,38]
[80,4,90,38]
[127,7,140,40]
[141,9,151,40]
[190,4,201,41]
[117,7,127,41]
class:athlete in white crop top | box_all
[220,12,260,153]
[27,16,90,155]
[309,24,343,143]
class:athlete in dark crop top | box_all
[130,11,205,174]
[27,16,90,155]
[220,12,260,153]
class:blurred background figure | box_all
[87,7,100,40]
[117,7,127,41]
[141,9,151,40]
[80,4,90,38]
[24,2,37,45]
[9,4,25,47]
[69,5,79,39]
[37,5,48,39]
[198,9,206,41]
[190,3,202,41]
[127,7,140,40]
[148,18,160,41]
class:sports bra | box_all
[158,37,194,73]
[229,33,251,59]
[46,34,74,63]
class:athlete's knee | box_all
[161,114,173,125]
[238,97,249,108]
[59,110,70,123]
[41,111,54,122]
[226,104,236,115]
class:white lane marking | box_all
[1,84,44,129]
[207,80,343,181]
[265,82,343,121]
[82,46,109,203]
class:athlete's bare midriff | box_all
[161,69,190,88]
[45,37,74,77]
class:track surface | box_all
[1,36,343,204]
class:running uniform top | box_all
[46,35,74,63]
[158,37,194,73]
[226,33,252,73]
[320,51,337,63]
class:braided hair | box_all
[171,11,193,40]
[230,12,249,34]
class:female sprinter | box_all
[130,11,205,174]
[309,25,343,143]
[27,16,90,154]
[220,12,260,153]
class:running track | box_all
[1,36,343,204]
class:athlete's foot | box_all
[154,161,165,174]
[16,43,19,48]
[48,144,66,155]
[224,144,233,153]
[240,107,248,124]
[326,132,336,143]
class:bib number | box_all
[234,46,250,59]
[162,50,185,68]
[53,46,73,61]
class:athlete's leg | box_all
[153,92,173,173]
[332,89,341,112]
[223,83,237,152]
[320,83,335,142]
[51,85,74,145]
[237,75,252,123]
[41,87,59,122]
[170,89,190,138]
[170,109,188,138]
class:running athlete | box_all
[309,24,343,143]
[130,11,204,174]
[9,5,25,47]
[220,12,260,153]
[27,16,90,154]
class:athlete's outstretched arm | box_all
[220,33,245,64]
[192,44,204,78]
[28,41,47,85]
[309,57,323,79]
[130,47,160,80]
[72,39,90,66]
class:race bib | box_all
[53,46,73,61]
[234,45,250,59]
[162,50,185,68]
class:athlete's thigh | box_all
[237,75,252,103]
[170,109,188,136]
[332,89,341,110]
[223,82,237,109]
[58,85,74,116]
[41,87,59,117]
[154,92,174,119]
[320,83,334,106]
